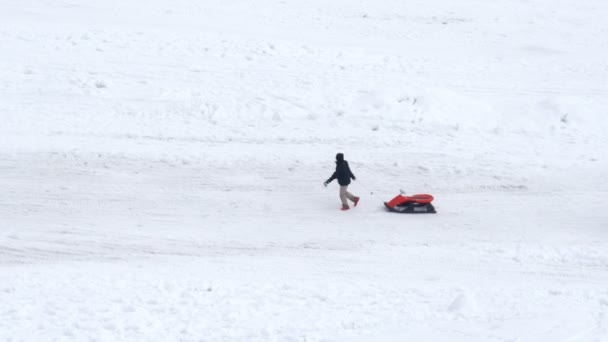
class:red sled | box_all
[384,192,436,214]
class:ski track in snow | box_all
[1,0,608,341]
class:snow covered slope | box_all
[1,0,607,341]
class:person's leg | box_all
[344,186,359,206]
[345,189,356,202]
[339,186,349,208]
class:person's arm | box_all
[347,163,356,180]
[324,172,337,186]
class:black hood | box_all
[336,153,344,162]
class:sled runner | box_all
[384,191,436,214]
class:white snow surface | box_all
[1,0,608,341]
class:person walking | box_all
[324,153,360,210]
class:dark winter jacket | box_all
[326,155,356,186]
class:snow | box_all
[1,0,608,341]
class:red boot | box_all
[353,197,360,207]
